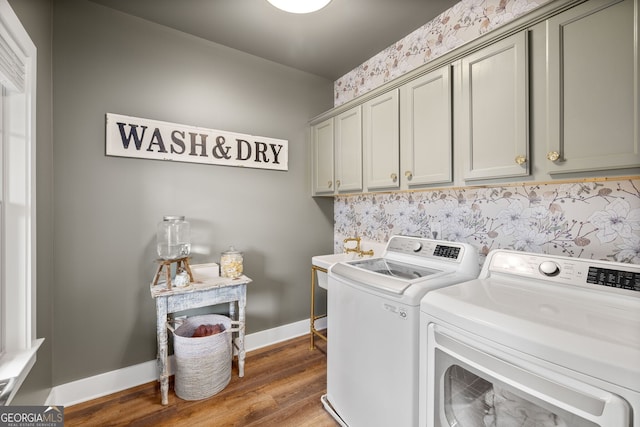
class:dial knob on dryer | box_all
[412,242,422,252]
[539,261,560,276]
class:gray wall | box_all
[16,0,335,396]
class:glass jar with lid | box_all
[157,216,191,260]
[221,246,243,278]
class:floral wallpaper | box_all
[330,1,640,266]
[334,179,640,265]
[334,0,549,106]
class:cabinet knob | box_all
[327,180,332,188]
[547,151,560,162]
[514,155,527,165]
[336,180,341,188]
[390,173,398,182]
[405,171,413,180]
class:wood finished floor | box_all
[64,333,338,427]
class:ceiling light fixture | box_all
[266,0,332,14]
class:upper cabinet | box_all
[309,0,638,197]
[545,0,640,174]
[311,117,334,195]
[363,89,400,191]
[310,106,363,196]
[458,32,529,181]
[335,106,363,193]
[400,66,453,189]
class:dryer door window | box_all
[429,325,632,427]
[443,364,598,427]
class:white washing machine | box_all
[419,249,640,427]
[322,235,480,427]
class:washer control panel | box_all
[385,236,464,262]
[489,251,640,293]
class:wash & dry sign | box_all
[106,113,288,171]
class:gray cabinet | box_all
[400,66,452,189]
[311,118,334,195]
[458,32,529,181]
[545,0,640,174]
[334,106,363,193]
[363,89,400,191]
[311,107,363,196]
[309,0,637,196]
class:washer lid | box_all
[348,258,440,279]
[331,258,443,294]
[421,277,640,391]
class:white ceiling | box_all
[88,0,460,80]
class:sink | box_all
[312,253,364,289]
[312,253,361,270]
[312,240,383,289]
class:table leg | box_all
[228,300,236,322]
[183,258,194,281]
[228,299,237,365]
[310,267,316,350]
[165,264,172,290]
[156,298,170,405]
[152,263,163,287]
[237,286,246,377]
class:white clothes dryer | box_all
[322,235,480,427]
[419,249,640,427]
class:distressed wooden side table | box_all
[150,275,251,405]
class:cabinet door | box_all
[400,66,452,189]
[335,106,363,193]
[363,89,400,190]
[459,32,529,181]
[546,0,640,174]
[311,118,334,195]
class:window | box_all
[0,0,41,404]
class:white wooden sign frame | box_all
[105,113,288,171]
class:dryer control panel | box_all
[488,250,640,293]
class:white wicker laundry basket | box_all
[168,314,235,400]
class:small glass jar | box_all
[157,216,191,260]
[221,246,243,278]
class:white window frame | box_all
[0,0,41,405]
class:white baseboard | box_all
[46,317,327,407]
